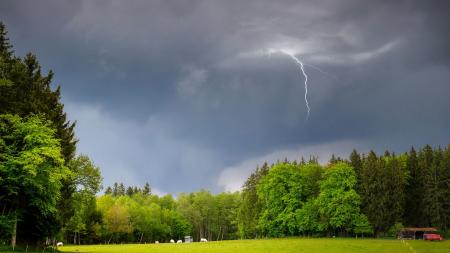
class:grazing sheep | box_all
[155,241,159,244]
[177,240,182,244]
[170,239,175,243]
[56,242,63,247]
[200,238,208,242]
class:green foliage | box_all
[64,155,103,244]
[0,22,79,245]
[0,114,70,244]
[387,222,404,237]
[238,163,269,239]
[249,160,372,237]
[314,163,369,235]
[258,163,309,236]
[95,191,199,243]
[257,162,325,237]
[177,190,240,241]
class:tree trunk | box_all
[139,232,144,243]
[11,216,17,250]
[107,234,113,244]
[216,227,221,241]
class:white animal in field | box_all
[155,241,159,244]
[200,238,208,242]
[170,239,175,243]
[56,242,63,247]
[177,240,182,244]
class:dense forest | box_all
[1,22,450,250]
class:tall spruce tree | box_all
[419,145,436,226]
[403,147,425,226]
[349,149,363,190]
[440,145,450,232]
[360,151,386,235]
[383,154,408,228]
[143,182,151,195]
[422,146,446,228]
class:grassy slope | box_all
[55,238,449,253]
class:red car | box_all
[423,233,443,241]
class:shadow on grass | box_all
[0,245,64,253]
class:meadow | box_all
[54,238,449,253]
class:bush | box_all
[387,223,404,238]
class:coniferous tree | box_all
[126,187,134,197]
[349,149,363,189]
[329,154,338,165]
[419,145,436,226]
[118,183,126,196]
[105,186,113,195]
[143,183,151,195]
[112,183,119,197]
[440,145,450,232]
[383,154,408,229]
[0,23,13,58]
[300,157,306,165]
[360,151,385,235]
[0,23,79,236]
[404,147,424,226]
[309,155,319,164]
[422,146,445,228]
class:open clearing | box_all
[57,238,449,253]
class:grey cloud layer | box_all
[1,0,449,193]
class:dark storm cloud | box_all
[1,0,449,193]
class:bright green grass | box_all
[407,240,450,253]
[56,238,449,253]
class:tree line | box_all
[238,146,450,238]
[86,145,450,243]
[90,187,240,244]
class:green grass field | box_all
[54,238,449,253]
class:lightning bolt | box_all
[267,49,310,120]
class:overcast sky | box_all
[1,0,449,194]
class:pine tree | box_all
[143,183,151,195]
[404,147,425,226]
[419,145,437,226]
[440,145,450,231]
[126,186,134,196]
[309,155,319,164]
[349,149,363,190]
[360,151,386,235]
[329,154,337,165]
[0,22,81,242]
[118,183,126,196]
[0,24,78,236]
[104,186,113,195]
[300,157,306,165]
[383,154,407,228]
[112,183,119,196]
[0,22,13,58]
[421,146,446,228]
